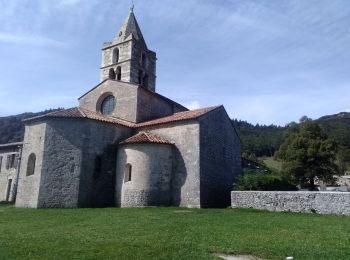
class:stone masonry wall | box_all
[231,191,350,216]
[129,41,156,91]
[16,123,46,208]
[136,87,187,123]
[199,107,242,208]
[116,143,173,207]
[79,80,139,122]
[100,40,156,91]
[100,41,132,82]
[79,80,186,124]
[37,118,131,208]
[139,121,201,208]
[0,145,21,202]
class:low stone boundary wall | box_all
[231,191,350,216]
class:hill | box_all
[0,109,62,144]
[1,109,349,164]
[233,112,350,157]
[232,119,284,157]
[316,112,350,148]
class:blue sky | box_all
[0,0,349,125]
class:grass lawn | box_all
[262,157,283,172]
[0,204,349,259]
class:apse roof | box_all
[120,131,172,145]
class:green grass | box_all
[0,204,349,259]
[262,157,283,172]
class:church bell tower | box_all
[100,7,157,92]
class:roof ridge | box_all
[77,107,87,118]
[143,131,151,139]
[120,131,172,145]
[135,105,222,128]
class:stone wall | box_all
[101,41,132,82]
[79,80,139,122]
[0,144,21,202]
[139,121,201,208]
[79,80,186,124]
[231,191,350,216]
[136,87,187,123]
[100,38,156,91]
[199,107,241,208]
[38,118,131,208]
[116,143,173,207]
[16,123,46,208]
[16,118,132,208]
[129,41,156,91]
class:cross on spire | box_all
[130,0,134,13]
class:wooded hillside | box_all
[1,109,349,170]
[0,109,62,144]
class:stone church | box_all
[15,8,241,209]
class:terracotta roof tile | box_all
[23,105,221,129]
[120,131,172,145]
[23,107,135,128]
[136,106,221,128]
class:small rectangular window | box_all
[124,164,132,182]
[6,179,12,202]
[6,155,10,169]
[9,154,16,168]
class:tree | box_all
[276,120,339,190]
[234,170,297,191]
[336,147,350,174]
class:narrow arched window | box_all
[116,66,122,81]
[26,153,36,176]
[108,68,116,80]
[138,70,143,84]
[112,48,119,64]
[143,74,149,88]
[93,156,102,179]
[141,53,147,68]
[124,164,132,182]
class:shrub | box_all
[234,170,297,191]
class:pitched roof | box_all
[23,106,221,129]
[120,131,172,145]
[136,106,221,128]
[23,107,135,128]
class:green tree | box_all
[336,146,350,174]
[276,120,339,190]
[234,170,297,191]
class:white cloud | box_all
[185,101,200,110]
[0,32,65,47]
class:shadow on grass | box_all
[0,202,14,206]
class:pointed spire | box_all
[114,6,146,46]
[130,0,134,13]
